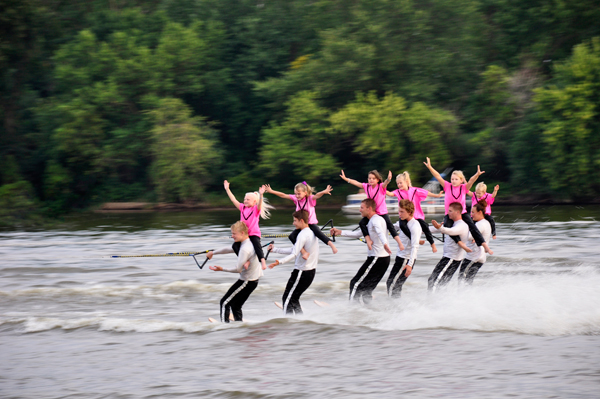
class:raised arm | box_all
[265,184,293,200]
[313,185,333,200]
[423,157,446,187]
[340,170,364,189]
[492,185,500,198]
[466,165,485,191]
[257,185,266,212]
[381,170,393,190]
[224,180,240,209]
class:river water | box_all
[1,206,599,398]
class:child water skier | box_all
[224,180,274,270]
[340,170,404,251]
[423,158,492,255]
[386,171,442,253]
[207,221,262,322]
[265,182,338,258]
[468,182,499,239]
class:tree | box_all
[534,37,600,199]
[149,98,222,202]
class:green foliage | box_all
[149,98,222,202]
[331,92,456,183]
[258,91,339,184]
[0,180,43,227]
[534,37,600,199]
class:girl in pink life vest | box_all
[423,158,493,255]
[386,171,442,253]
[340,169,404,251]
[224,180,274,270]
[265,182,338,258]
[468,182,499,239]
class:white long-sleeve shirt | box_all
[271,227,319,271]
[430,219,469,261]
[213,239,263,281]
[465,219,491,263]
[340,214,390,257]
[393,218,421,266]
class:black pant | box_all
[442,213,485,246]
[485,214,497,236]
[282,268,316,315]
[349,256,390,304]
[220,279,259,322]
[458,259,484,284]
[289,224,331,245]
[359,214,398,239]
[428,257,461,291]
[398,218,435,245]
[386,257,415,298]
[232,235,265,261]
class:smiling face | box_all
[231,227,247,242]
[294,188,307,200]
[470,206,483,222]
[396,177,408,191]
[359,202,370,218]
[292,216,305,230]
[243,193,257,207]
[450,173,462,187]
[367,173,379,187]
[475,188,485,197]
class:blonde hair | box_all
[396,171,412,188]
[231,221,248,235]
[368,170,383,183]
[475,182,487,193]
[294,181,313,196]
[245,191,275,219]
[452,170,466,183]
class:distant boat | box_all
[341,169,469,215]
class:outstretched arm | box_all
[423,158,446,187]
[313,185,333,200]
[427,190,444,198]
[492,185,500,198]
[340,170,364,189]
[386,190,396,197]
[224,180,240,209]
[265,184,293,200]
[466,165,485,191]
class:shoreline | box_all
[95,197,597,213]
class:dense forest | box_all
[1,0,600,225]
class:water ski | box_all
[313,300,330,308]
[274,301,283,309]
[208,317,217,323]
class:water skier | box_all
[207,222,263,322]
[224,180,273,270]
[267,210,319,315]
[423,158,492,255]
[427,202,471,291]
[387,171,441,253]
[340,169,404,251]
[468,182,499,239]
[458,200,492,284]
[386,199,421,298]
[330,198,392,304]
[265,181,338,256]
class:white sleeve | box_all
[271,247,293,255]
[279,232,307,265]
[340,230,363,239]
[439,223,468,237]
[213,246,234,255]
[222,246,252,273]
[407,223,422,266]
[373,219,388,244]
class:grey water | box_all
[1,205,599,398]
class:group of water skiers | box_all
[206,157,500,322]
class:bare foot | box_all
[483,243,493,255]
[328,242,338,254]
[431,243,438,253]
